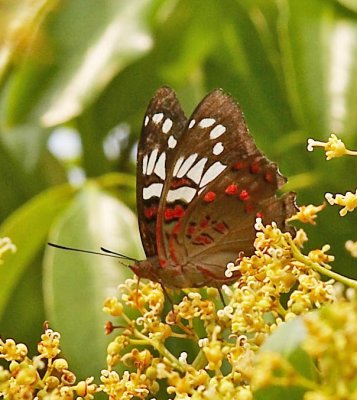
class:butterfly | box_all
[130,87,297,289]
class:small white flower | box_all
[178,351,188,364]
[254,217,264,231]
[198,338,209,348]
[307,138,318,152]
[325,192,334,204]
[225,262,237,278]
[222,284,233,296]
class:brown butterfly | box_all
[130,87,297,288]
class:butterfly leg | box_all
[160,282,175,311]
[217,286,226,307]
[135,276,142,309]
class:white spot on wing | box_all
[162,118,173,134]
[144,116,149,126]
[177,153,198,178]
[173,156,185,176]
[199,118,216,128]
[143,183,163,200]
[213,142,224,155]
[154,152,166,180]
[152,113,164,124]
[168,135,177,149]
[146,148,159,175]
[199,161,226,187]
[189,119,196,129]
[210,124,226,139]
[186,157,208,184]
[142,154,148,174]
[167,187,196,203]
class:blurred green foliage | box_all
[0,0,356,386]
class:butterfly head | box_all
[130,257,161,282]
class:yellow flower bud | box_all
[53,358,69,371]
[107,341,122,356]
[149,380,160,394]
[203,342,224,370]
[75,380,87,396]
[16,365,38,385]
[45,375,60,389]
[146,366,158,380]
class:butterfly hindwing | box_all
[155,89,297,284]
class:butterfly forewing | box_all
[137,87,187,257]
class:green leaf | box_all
[277,0,357,137]
[254,317,317,400]
[0,183,74,318]
[43,184,143,379]
[262,316,316,380]
[255,385,307,400]
[0,254,46,356]
[5,0,154,127]
[262,316,307,355]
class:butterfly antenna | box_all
[48,242,133,266]
[100,247,138,262]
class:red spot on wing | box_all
[200,218,209,228]
[171,177,191,189]
[164,205,185,221]
[144,205,158,219]
[187,223,196,236]
[250,161,261,174]
[239,190,250,201]
[204,191,216,202]
[174,205,185,218]
[193,234,214,246]
[264,171,274,183]
[214,221,229,234]
[225,184,239,196]
[164,208,174,221]
[169,220,183,264]
[232,161,246,170]
[159,259,167,268]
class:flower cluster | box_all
[100,219,338,399]
[1,131,356,399]
[325,190,357,216]
[307,133,356,254]
[0,325,99,399]
[288,203,325,225]
[307,133,357,160]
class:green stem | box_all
[133,328,186,373]
[271,375,319,391]
[289,238,357,290]
[276,301,287,317]
[346,149,357,156]
[192,349,207,370]
[129,339,151,346]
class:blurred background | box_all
[0,0,356,384]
